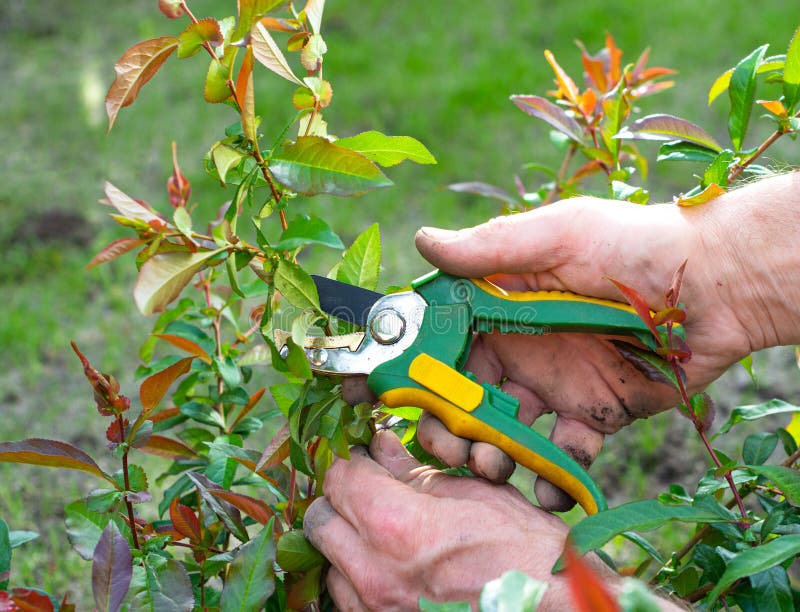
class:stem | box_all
[727,129,784,184]
[119,415,141,550]
[286,466,297,525]
[542,144,576,205]
[783,445,800,467]
[170,541,225,555]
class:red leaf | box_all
[102,182,165,224]
[651,307,686,327]
[152,334,211,363]
[256,424,291,471]
[158,0,185,18]
[208,489,277,526]
[605,33,623,86]
[0,439,114,485]
[105,37,179,132]
[544,50,581,106]
[564,545,620,612]
[105,419,128,444]
[86,238,146,270]
[510,95,584,142]
[232,387,266,430]
[8,589,55,612]
[167,142,191,208]
[605,277,660,342]
[71,342,130,416]
[138,435,199,460]
[169,499,202,544]
[149,407,181,424]
[617,114,722,152]
[666,260,687,307]
[236,47,257,143]
[578,42,607,92]
[139,357,194,412]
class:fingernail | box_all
[418,226,458,241]
[376,429,404,458]
[303,497,336,548]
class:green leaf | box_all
[65,500,131,561]
[337,223,381,291]
[743,432,778,465]
[177,18,222,59]
[274,214,344,251]
[275,259,321,312]
[728,45,768,151]
[676,183,726,207]
[210,142,246,186]
[276,530,325,572]
[657,141,719,163]
[566,498,731,560]
[702,150,734,188]
[706,535,800,605]
[621,531,665,564]
[269,136,393,197]
[708,55,785,104]
[612,341,678,388]
[251,22,303,85]
[446,182,519,206]
[105,37,179,132]
[232,0,284,41]
[8,530,38,549]
[335,131,436,167]
[0,438,115,486]
[291,309,324,347]
[0,520,10,590]
[615,114,722,151]
[134,249,226,315]
[127,555,194,611]
[784,27,800,110]
[749,566,794,612]
[715,399,800,437]
[91,522,133,612]
[220,521,276,612]
[745,465,800,505]
[479,570,547,612]
[740,353,758,385]
[611,180,649,204]
[510,95,584,143]
[418,598,470,612]
[618,577,661,612]
[205,50,236,103]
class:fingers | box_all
[417,410,471,466]
[303,497,371,576]
[326,566,366,612]
[415,203,578,277]
[534,415,605,512]
[341,376,377,405]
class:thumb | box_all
[415,205,575,278]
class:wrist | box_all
[685,171,800,352]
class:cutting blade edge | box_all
[311,275,384,326]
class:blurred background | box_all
[1,0,799,602]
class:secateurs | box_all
[276,270,680,515]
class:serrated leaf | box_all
[745,465,800,505]
[87,238,146,270]
[177,18,222,59]
[65,500,131,561]
[728,45,768,151]
[275,259,321,312]
[707,535,800,605]
[676,183,725,207]
[211,143,247,186]
[291,309,324,346]
[134,249,226,315]
[0,439,115,485]
[784,27,800,110]
[743,432,778,465]
[251,22,303,85]
[269,136,392,196]
[715,399,800,436]
[478,570,547,612]
[158,0,184,19]
[274,214,344,251]
[220,521,276,612]
[702,150,734,188]
[337,223,381,291]
[446,182,519,206]
[127,556,194,611]
[304,0,324,34]
[92,522,133,612]
[615,114,721,151]
[335,131,436,167]
[510,95,584,143]
[139,357,194,412]
[233,0,284,41]
[105,37,178,132]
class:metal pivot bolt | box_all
[309,348,328,367]
[370,309,406,345]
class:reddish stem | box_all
[119,414,141,550]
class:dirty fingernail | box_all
[303,497,337,548]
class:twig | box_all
[543,144,576,205]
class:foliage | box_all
[1,3,800,611]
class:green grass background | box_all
[1,0,799,604]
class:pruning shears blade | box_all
[311,275,384,326]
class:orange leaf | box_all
[138,434,199,460]
[757,99,788,117]
[579,45,607,92]
[578,88,598,118]
[139,357,194,412]
[652,307,687,326]
[86,238,146,270]
[150,407,181,423]
[605,277,659,341]
[153,334,211,363]
[105,37,179,132]
[208,489,277,526]
[169,498,201,543]
[232,387,266,430]
[564,545,620,612]
[256,424,291,471]
[637,66,678,82]
[544,50,581,106]
[258,16,303,32]
[665,260,687,307]
[0,439,115,486]
[605,33,623,86]
[676,183,726,207]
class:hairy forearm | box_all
[686,171,800,352]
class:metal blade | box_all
[311,275,384,326]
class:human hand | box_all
[303,429,595,610]
[413,182,798,509]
